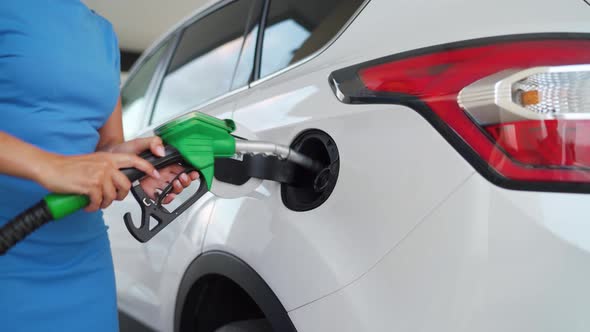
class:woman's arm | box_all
[96,97,125,152]
[0,130,158,211]
[0,131,57,182]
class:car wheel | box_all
[213,319,273,332]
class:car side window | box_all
[260,0,365,78]
[151,0,258,125]
[121,40,171,138]
[231,0,264,89]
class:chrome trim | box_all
[330,76,347,103]
[235,140,323,171]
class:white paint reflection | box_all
[236,85,318,132]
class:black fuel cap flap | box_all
[282,129,340,212]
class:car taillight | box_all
[330,35,590,192]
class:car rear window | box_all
[260,0,365,78]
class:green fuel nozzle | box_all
[155,112,237,190]
[0,112,322,253]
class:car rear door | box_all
[103,0,265,329]
[202,0,391,311]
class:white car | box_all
[105,0,590,331]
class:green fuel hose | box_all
[0,146,183,255]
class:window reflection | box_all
[151,0,257,124]
[260,19,310,77]
[153,38,243,123]
[260,0,365,78]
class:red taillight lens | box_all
[485,120,590,168]
[330,36,590,190]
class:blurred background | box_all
[82,0,207,80]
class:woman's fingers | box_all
[148,136,165,157]
[101,177,117,209]
[112,170,132,201]
[139,177,158,200]
[137,164,200,205]
[172,180,183,194]
[110,153,160,180]
[178,173,191,188]
[161,193,176,205]
[164,164,184,175]
[110,136,165,157]
[85,187,103,212]
[130,136,165,157]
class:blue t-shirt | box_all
[0,2,121,330]
[0,0,120,244]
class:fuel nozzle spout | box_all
[234,140,324,173]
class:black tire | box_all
[214,319,273,332]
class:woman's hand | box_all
[37,152,160,212]
[140,164,200,204]
[110,137,200,204]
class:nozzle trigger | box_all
[123,171,208,243]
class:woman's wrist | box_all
[95,133,124,153]
[96,142,118,153]
[30,151,61,186]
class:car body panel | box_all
[289,173,590,332]
[323,0,590,72]
[202,60,474,311]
